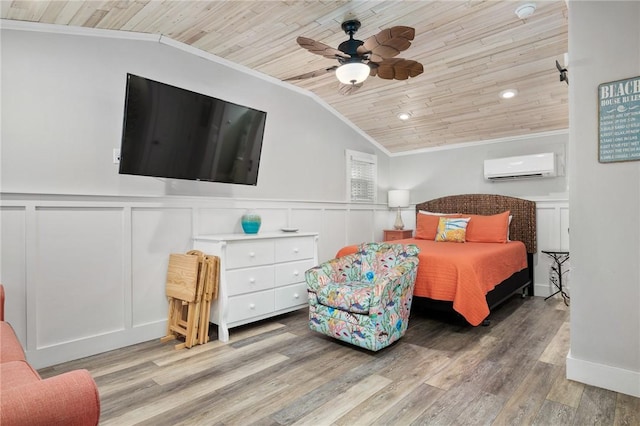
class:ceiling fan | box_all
[285,19,424,94]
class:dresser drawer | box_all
[275,259,315,287]
[226,240,274,269]
[275,236,315,263]
[227,290,275,324]
[226,265,274,296]
[275,282,308,311]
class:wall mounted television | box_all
[119,74,267,185]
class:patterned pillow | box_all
[435,217,470,243]
[416,212,462,240]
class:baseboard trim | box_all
[566,350,640,397]
[534,282,553,297]
[26,321,166,369]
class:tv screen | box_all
[119,74,266,185]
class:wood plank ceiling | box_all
[1,1,569,154]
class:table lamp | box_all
[388,189,410,230]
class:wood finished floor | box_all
[40,296,639,426]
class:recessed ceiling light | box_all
[397,112,411,120]
[500,89,518,99]
[515,3,536,19]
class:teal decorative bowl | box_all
[241,213,261,234]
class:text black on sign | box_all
[599,76,640,163]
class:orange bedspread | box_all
[336,239,527,326]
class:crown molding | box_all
[389,129,570,157]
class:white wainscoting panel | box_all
[0,194,387,367]
[0,193,569,367]
[347,208,375,245]
[374,208,393,242]
[0,206,27,346]
[252,208,289,233]
[131,207,193,327]
[196,206,289,235]
[321,208,349,261]
[290,208,322,233]
[533,199,570,297]
[290,208,327,258]
[560,207,570,249]
[198,207,248,235]
[34,207,125,348]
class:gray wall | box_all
[389,132,569,202]
[568,1,640,396]
[1,22,569,208]
[0,25,389,201]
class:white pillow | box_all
[418,210,459,216]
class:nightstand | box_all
[383,229,413,241]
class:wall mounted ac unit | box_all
[484,153,557,181]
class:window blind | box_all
[346,150,377,203]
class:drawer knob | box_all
[293,293,299,299]
[293,248,299,253]
[293,270,299,276]
[249,277,256,283]
[249,303,256,309]
[249,252,255,258]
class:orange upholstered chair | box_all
[0,284,101,425]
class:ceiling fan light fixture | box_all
[500,89,518,99]
[336,62,370,85]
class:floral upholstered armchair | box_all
[305,242,420,351]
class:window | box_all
[346,149,377,203]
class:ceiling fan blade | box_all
[358,26,415,60]
[284,66,338,81]
[297,36,349,60]
[373,58,424,80]
[338,83,363,95]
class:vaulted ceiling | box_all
[1,1,569,154]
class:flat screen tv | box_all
[119,74,267,185]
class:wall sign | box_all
[598,76,640,163]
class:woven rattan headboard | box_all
[415,194,537,253]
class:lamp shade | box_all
[388,190,410,208]
[336,62,370,85]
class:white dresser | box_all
[193,232,318,342]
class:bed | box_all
[338,194,536,326]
